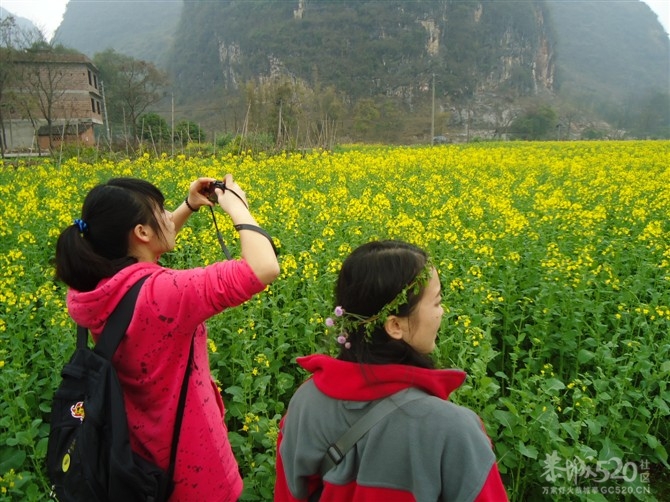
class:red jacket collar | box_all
[297,354,467,401]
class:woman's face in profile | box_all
[405,268,444,354]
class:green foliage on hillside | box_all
[169,0,549,103]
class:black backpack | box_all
[46,276,193,501]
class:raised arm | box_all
[173,175,279,285]
[172,177,217,233]
[213,174,280,285]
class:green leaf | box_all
[577,349,595,363]
[598,392,612,401]
[0,446,26,472]
[493,410,519,430]
[517,441,538,459]
[645,434,658,449]
[224,385,245,402]
[654,443,668,464]
[35,437,49,457]
[228,431,245,448]
[14,431,34,446]
[500,397,519,415]
[654,396,670,415]
[543,378,565,392]
[560,421,580,441]
[585,418,602,435]
[599,437,624,462]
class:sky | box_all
[1,0,669,41]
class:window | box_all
[96,101,101,114]
[91,98,95,113]
[94,74,98,89]
[88,69,92,86]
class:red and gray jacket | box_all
[275,354,508,502]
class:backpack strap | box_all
[167,336,193,482]
[319,388,428,476]
[93,275,150,359]
[76,274,191,486]
[74,274,148,350]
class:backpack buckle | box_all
[326,444,344,465]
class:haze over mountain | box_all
[0,7,45,46]
[11,1,670,140]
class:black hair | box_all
[55,178,166,292]
[335,240,435,369]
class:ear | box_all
[131,223,152,243]
[383,315,408,341]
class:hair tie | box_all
[74,218,89,235]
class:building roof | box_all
[37,122,94,136]
[14,50,97,68]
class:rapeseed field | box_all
[1,141,668,500]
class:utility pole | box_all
[100,80,111,146]
[431,73,435,145]
[171,93,174,158]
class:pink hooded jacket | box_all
[66,260,265,501]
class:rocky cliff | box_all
[170,1,556,101]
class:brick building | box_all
[2,51,104,152]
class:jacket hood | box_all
[66,262,161,332]
[297,353,467,401]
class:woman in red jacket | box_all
[275,240,508,502]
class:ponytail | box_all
[55,224,120,291]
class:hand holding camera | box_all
[205,180,227,202]
[203,175,249,211]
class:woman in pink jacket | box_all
[55,174,280,501]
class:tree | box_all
[0,16,46,155]
[509,105,557,140]
[173,120,205,145]
[94,49,168,141]
[312,84,343,148]
[267,79,302,147]
[137,112,170,143]
[353,99,380,138]
[0,18,19,155]
[17,45,70,151]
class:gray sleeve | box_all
[438,404,497,502]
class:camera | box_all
[204,180,226,202]
[211,180,226,192]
